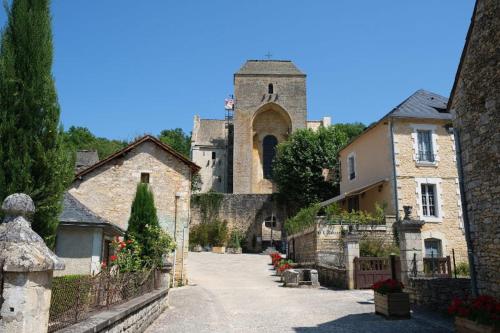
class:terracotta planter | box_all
[455,317,498,333]
[374,292,410,319]
[212,246,226,254]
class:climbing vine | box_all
[192,191,224,224]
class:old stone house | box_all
[449,0,499,298]
[323,90,468,263]
[55,135,200,283]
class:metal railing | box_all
[48,269,155,332]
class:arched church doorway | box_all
[251,103,292,193]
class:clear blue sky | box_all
[0,1,475,141]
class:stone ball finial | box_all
[2,193,35,219]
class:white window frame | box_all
[347,152,356,181]
[415,177,443,223]
[410,124,439,166]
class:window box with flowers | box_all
[449,295,499,333]
[372,279,410,319]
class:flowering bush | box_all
[277,260,293,273]
[106,236,144,272]
[448,295,500,327]
[270,252,282,266]
[372,278,404,295]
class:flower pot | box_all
[226,247,242,254]
[455,317,498,333]
[374,292,410,319]
[212,246,226,254]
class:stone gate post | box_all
[344,233,360,290]
[396,206,425,286]
[0,193,65,333]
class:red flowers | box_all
[449,295,500,326]
[277,263,292,273]
[372,279,404,295]
[270,252,283,267]
[110,255,118,262]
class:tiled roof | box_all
[193,119,227,147]
[61,193,108,224]
[388,89,451,120]
[235,60,305,76]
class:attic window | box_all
[140,172,150,183]
[268,83,274,94]
[212,152,216,160]
[433,107,449,113]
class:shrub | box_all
[455,262,470,277]
[228,229,245,249]
[359,237,399,257]
[210,220,229,247]
[189,223,210,247]
[285,203,321,235]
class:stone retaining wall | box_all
[56,289,168,333]
[316,265,347,289]
[405,278,471,312]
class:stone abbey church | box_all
[191,60,330,194]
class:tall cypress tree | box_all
[126,183,161,263]
[0,0,72,248]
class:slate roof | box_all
[235,60,305,76]
[387,89,451,120]
[193,119,227,147]
[75,150,99,173]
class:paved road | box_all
[147,252,453,333]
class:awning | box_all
[319,178,389,207]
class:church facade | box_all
[191,60,330,194]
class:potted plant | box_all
[277,260,294,280]
[372,278,410,319]
[270,252,282,267]
[226,230,243,254]
[210,220,228,254]
[449,295,499,333]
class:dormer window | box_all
[268,83,274,94]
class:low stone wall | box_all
[406,277,471,312]
[56,289,168,333]
[316,264,347,289]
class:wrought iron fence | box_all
[48,269,155,332]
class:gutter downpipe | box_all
[172,194,179,286]
[389,118,400,221]
[454,128,478,296]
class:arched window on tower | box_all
[263,135,278,179]
[268,83,274,94]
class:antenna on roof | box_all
[264,51,273,60]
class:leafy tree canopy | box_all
[63,126,128,160]
[272,123,365,210]
[158,128,191,157]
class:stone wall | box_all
[406,278,471,312]
[56,289,168,333]
[69,141,192,283]
[316,265,347,289]
[190,193,287,252]
[450,0,500,298]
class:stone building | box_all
[56,135,200,283]
[323,90,468,262]
[191,60,331,194]
[449,0,499,298]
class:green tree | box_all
[158,128,191,157]
[0,0,72,248]
[273,124,364,209]
[126,183,170,266]
[63,126,128,160]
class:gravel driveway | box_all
[146,252,453,333]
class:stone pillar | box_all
[344,233,360,290]
[0,194,65,333]
[397,206,425,286]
